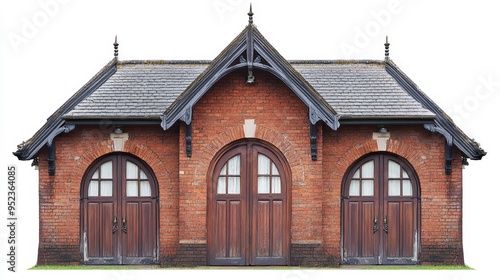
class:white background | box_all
[0,1,498,279]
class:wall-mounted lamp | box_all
[378,126,388,133]
[114,127,123,134]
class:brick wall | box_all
[36,125,180,264]
[322,125,464,265]
[35,69,464,266]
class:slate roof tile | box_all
[64,61,209,119]
[291,61,433,118]
[63,60,434,119]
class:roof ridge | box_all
[118,60,212,65]
[116,59,388,65]
[289,60,385,65]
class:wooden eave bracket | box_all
[179,106,193,158]
[424,123,453,175]
[309,107,340,161]
[309,107,321,161]
[310,122,318,161]
[186,122,192,158]
[179,106,192,125]
[47,124,76,176]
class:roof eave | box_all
[13,58,118,161]
[64,118,162,126]
[338,115,435,125]
[385,60,486,160]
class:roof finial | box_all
[384,36,390,60]
[114,35,119,58]
[248,3,254,25]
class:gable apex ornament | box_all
[248,3,254,25]
[114,35,119,57]
[246,4,256,84]
[384,36,390,60]
[161,10,341,133]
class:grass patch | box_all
[30,265,160,270]
[339,265,473,270]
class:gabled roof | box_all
[160,23,341,131]
[13,18,486,162]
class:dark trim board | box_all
[338,119,435,125]
[65,120,162,126]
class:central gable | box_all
[161,18,340,131]
[195,69,310,138]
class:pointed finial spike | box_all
[384,35,390,60]
[248,3,254,25]
[114,35,119,57]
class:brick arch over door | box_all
[74,139,173,182]
[193,124,305,186]
[331,138,429,185]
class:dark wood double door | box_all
[208,142,290,265]
[342,154,420,264]
[81,154,158,264]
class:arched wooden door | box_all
[342,154,420,264]
[81,153,159,264]
[207,141,291,265]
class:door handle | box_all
[383,215,388,233]
[122,216,127,234]
[373,216,379,233]
[112,216,118,233]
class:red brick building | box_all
[14,13,485,266]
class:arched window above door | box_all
[257,154,281,194]
[348,160,374,197]
[217,155,241,194]
[84,156,155,199]
[387,160,413,197]
[125,160,152,197]
[88,161,113,197]
[345,155,418,198]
